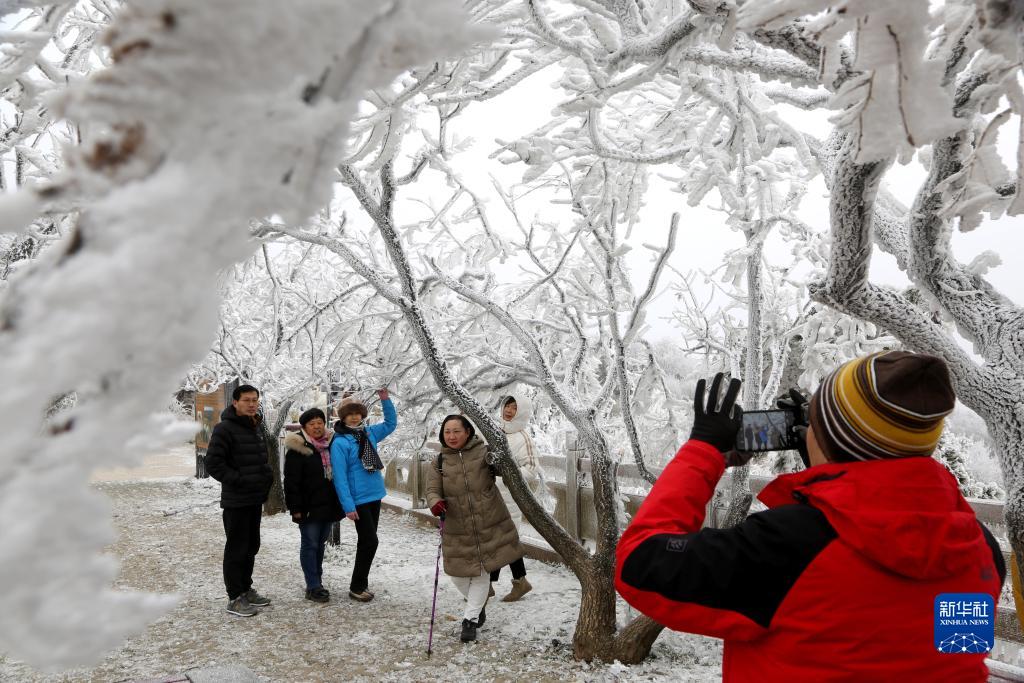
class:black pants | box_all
[490,557,527,582]
[222,504,262,599]
[350,500,381,593]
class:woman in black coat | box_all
[283,408,343,602]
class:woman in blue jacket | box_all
[331,388,397,602]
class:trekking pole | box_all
[426,513,445,658]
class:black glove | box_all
[776,388,810,467]
[721,449,757,468]
[690,373,743,453]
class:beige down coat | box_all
[425,435,525,578]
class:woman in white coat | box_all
[489,392,540,602]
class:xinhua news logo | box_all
[934,593,994,654]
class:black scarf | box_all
[335,424,384,472]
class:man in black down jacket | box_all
[204,384,273,617]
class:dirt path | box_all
[0,472,720,682]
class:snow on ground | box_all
[0,451,721,682]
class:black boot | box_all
[477,606,486,627]
[460,618,477,643]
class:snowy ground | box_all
[0,448,721,682]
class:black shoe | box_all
[243,588,271,607]
[460,618,477,643]
[305,588,329,603]
[477,606,485,627]
[225,595,258,617]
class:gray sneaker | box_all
[226,595,258,617]
[243,589,271,606]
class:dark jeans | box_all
[490,557,527,582]
[222,504,262,599]
[298,519,333,590]
[350,500,381,593]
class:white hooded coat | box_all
[501,393,539,478]
[498,392,544,532]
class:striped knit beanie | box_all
[808,351,955,462]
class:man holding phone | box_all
[615,352,1005,681]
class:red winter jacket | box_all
[615,440,1005,682]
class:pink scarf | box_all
[304,430,333,480]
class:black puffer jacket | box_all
[204,406,273,508]
[283,430,344,523]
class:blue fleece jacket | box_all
[330,398,397,513]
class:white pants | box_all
[450,568,489,622]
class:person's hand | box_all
[346,510,359,521]
[430,500,447,517]
[378,388,389,401]
[689,373,743,453]
[291,512,303,523]
[776,388,809,426]
[777,388,810,467]
[722,449,756,468]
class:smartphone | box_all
[735,409,798,452]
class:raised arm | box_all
[368,395,397,442]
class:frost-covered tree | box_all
[474,0,830,526]
[264,89,687,658]
[731,0,1024,572]
[0,0,483,669]
[0,3,112,285]
[935,432,1005,500]
[484,1,1022,534]
[271,201,682,663]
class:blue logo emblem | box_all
[934,593,994,654]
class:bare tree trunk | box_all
[573,566,667,663]
[613,615,667,664]
[572,571,617,660]
[262,398,294,516]
[724,238,763,527]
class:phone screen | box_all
[735,409,798,452]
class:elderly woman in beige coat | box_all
[426,415,524,644]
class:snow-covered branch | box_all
[813,134,991,384]
[677,43,818,86]
[609,13,697,68]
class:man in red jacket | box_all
[616,352,1005,681]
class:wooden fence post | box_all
[565,433,583,540]
[408,450,431,509]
